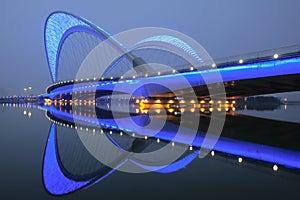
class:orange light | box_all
[139,102,145,110]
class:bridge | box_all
[1,11,299,195]
[43,12,300,104]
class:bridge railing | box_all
[211,44,300,69]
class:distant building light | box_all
[212,63,217,68]
[211,151,215,156]
[273,53,279,59]
[239,59,244,64]
[273,164,278,171]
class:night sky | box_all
[1,0,300,95]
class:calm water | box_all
[0,104,300,200]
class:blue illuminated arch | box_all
[45,12,210,83]
[44,11,125,83]
[132,35,205,64]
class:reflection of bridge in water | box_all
[2,11,300,195]
[41,102,300,195]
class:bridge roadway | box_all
[45,55,300,99]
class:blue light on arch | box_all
[132,35,205,65]
[45,12,125,83]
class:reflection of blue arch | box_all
[43,117,199,195]
[43,123,118,195]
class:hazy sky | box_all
[0,0,300,95]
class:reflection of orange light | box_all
[179,100,185,104]
[190,108,195,113]
[180,108,185,113]
[155,109,161,114]
[209,107,214,112]
[190,100,196,104]
[168,108,174,113]
[200,108,205,112]
[217,107,222,112]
